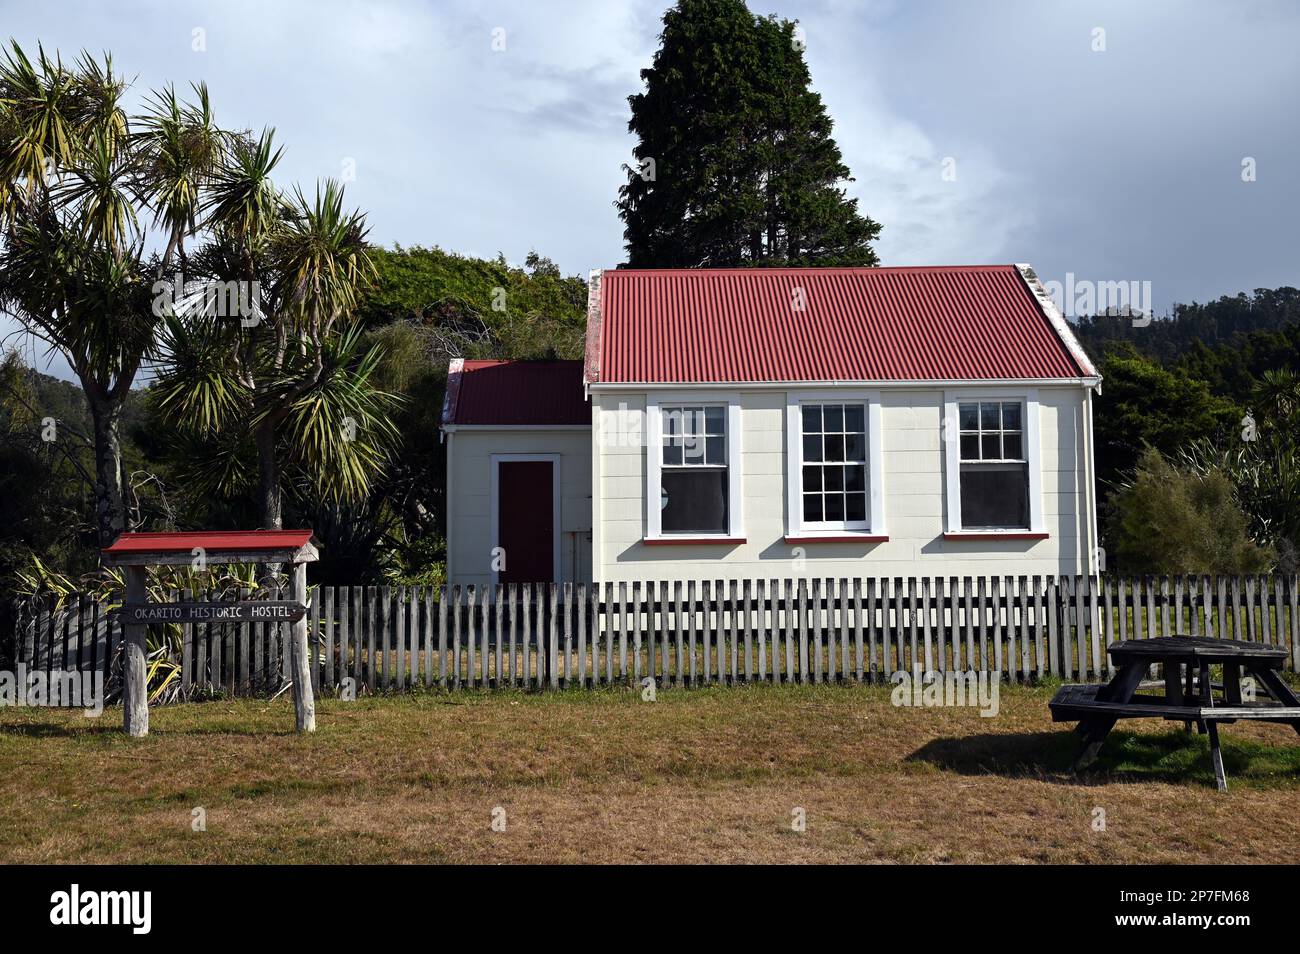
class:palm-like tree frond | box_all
[267,324,401,503]
[202,126,282,247]
[270,179,375,337]
[150,311,250,435]
[132,82,225,244]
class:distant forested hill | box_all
[1074,286,1300,531]
[1071,285,1300,395]
[360,245,588,360]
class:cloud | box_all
[3,0,1298,382]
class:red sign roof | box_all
[442,360,590,426]
[587,265,1092,384]
[103,530,316,555]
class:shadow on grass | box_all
[909,727,1300,789]
[0,719,302,739]
[0,722,126,738]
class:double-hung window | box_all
[646,397,743,540]
[944,392,1043,534]
[802,403,868,526]
[785,392,884,537]
[661,405,728,533]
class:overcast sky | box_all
[4,0,1298,379]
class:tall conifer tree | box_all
[618,0,881,267]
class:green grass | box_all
[3,683,1300,863]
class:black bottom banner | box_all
[0,863,1277,938]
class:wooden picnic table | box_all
[1049,635,1300,791]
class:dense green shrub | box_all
[1109,447,1274,575]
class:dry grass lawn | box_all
[3,682,1299,864]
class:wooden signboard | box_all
[118,600,307,624]
[102,529,320,737]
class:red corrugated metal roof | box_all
[443,360,590,426]
[104,530,315,555]
[588,265,1089,384]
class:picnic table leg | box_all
[1206,722,1228,792]
[1223,663,1242,706]
[1072,661,1147,771]
[1166,661,1192,732]
[1164,661,1182,704]
[1073,717,1117,770]
[1249,666,1300,736]
[1197,661,1214,735]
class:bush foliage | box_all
[1108,447,1274,575]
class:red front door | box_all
[498,460,555,584]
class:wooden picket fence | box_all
[5,574,1300,699]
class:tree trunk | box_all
[256,420,283,531]
[89,396,126,549]
[255,419,285,598]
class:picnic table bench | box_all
[1049,636,1300,791]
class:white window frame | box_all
[489,453,562,584]
[942,389,1044,534]
[785,390,885,538]
[645,393,743,540]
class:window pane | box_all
[663,410,679,436]
[803,434,822,462]
[824,466,844,491]
[683,407,705,435]
[960,435,980,460]
[824,493,845,521]
[661,470,728,533]
[960,462,1029,529]
[803,465,822,491]
[682,435,705,464]
[844,433,865,461]
[802,404,822,433]
[845,464,865,492]
[704,406,725,435]
[1002,432,1023,461]
[662,439,683,466]
[1001,402,1022,430]
[980,402,1001,430]
[959,403,979,430]
[704,436,725,465]
[844,405,864,432]
[824,434,845,462]
[981,434,1001,459]
[824,405,844,432]
[803,493,823,522]
[846,493,867,522]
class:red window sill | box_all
[784,534,888,544]
[943,531,1049,541]
[643,536,746,546]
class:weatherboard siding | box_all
[446,429,593,588]
[591,386,1092,585]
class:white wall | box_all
[591,387,1093,584]
[446,428,593,587]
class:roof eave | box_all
[1014,263,1101,380]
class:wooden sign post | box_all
[102,530,321,737]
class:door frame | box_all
[489,453,562,586]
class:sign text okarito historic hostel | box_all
[118,601,307,625]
